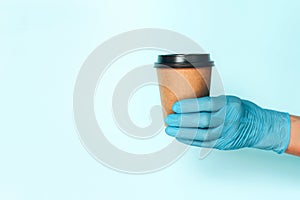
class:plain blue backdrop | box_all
[1,0,300,199]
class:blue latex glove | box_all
[165,95,290,154]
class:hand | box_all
[165,95,290,154]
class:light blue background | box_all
[1,0,300,199]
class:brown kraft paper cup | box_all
[154,54,214,122]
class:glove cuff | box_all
[275,112,290,154]
[262,110,290,154]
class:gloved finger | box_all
[165,110,225,128]
[175,137,218,148]
[165,126,223,141]
[172,95,227,113]
[165,113,211,128]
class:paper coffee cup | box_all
[154,54,214,120]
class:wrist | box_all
[285,115,300,156]
[253,109,290,154]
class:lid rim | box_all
[154,54,214,68]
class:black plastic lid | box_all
[154,54,214,68]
